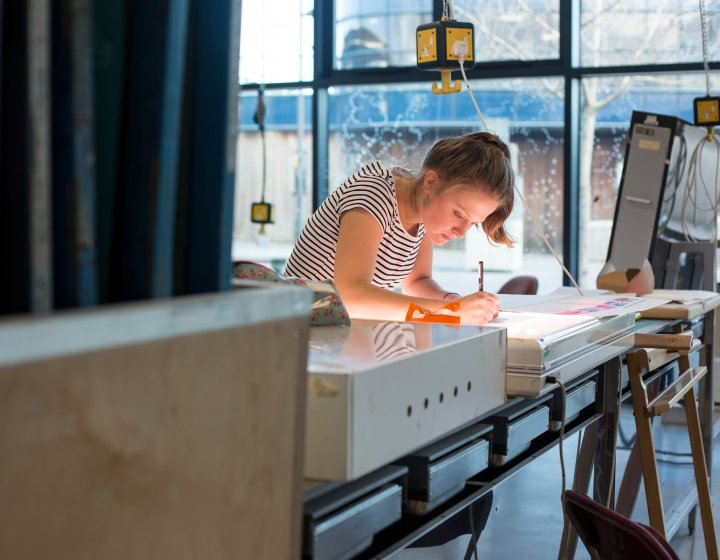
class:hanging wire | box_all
[254,85,268,203]
[675,0,720,243]
[456,54,584,295]
[700,0,711,96]
[443,0,455,20]
[680,136,720,242]
[458,59,489,132]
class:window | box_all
[233,89,313,263]
[236,1,719,289]
[334,0,432,70]
[239,1,314,84]
[579,72,714,286]
[580,0,720,66]
[328,78,566,288]
[453,0,560,62]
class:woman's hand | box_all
[457,291,499,325]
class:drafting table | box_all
[302,311,637,560]
[503,312,636,397]
[559,293,719,559]
[304,320,507,482]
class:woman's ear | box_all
[423,169,438,188]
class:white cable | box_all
[443,0,455,20]
[555,379,567,498]
[457,55,584,295]
[550,376,569,560]
[515,186,584,295]
[680,133,720,243]
[699,0,711,96]
[676,0,720,244]
[459,58,489,132]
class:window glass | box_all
[578,72,713,287]
[233,89,313,266]
[581,1,720,67]
[239,1,314,84]
[453,0,560,62]
[328,79,565,293]
[334,0,432,69]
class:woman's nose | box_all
[453,223,471,239]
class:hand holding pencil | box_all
[447,260,497,325]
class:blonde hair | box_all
[421,131,515,247]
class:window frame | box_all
[238,0,720,284]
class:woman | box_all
[284,131,515,325]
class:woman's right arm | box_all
[333,209,497,324]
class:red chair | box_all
[564,490,679,560]
[498,275,539,295]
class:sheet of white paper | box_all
[491,310,598,341]
[550,286,615,296]
[643,289,719,304]
[497,293,670,318]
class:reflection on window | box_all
[334,0,432,69]
[233,89,313,262]
[578,73,711,286]
[453,0,560,62]
[581,1,720,67]
[328,80,565,286]
[239,1,314,84]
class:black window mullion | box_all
[312,2,333,210]
[561,0,581,285]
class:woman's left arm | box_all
[401,236,455,299]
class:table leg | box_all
[593,356,622,508]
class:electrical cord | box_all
[675,0,720,243]
[253,85,268,204]
[546,375,569,556]
[458,57,489,132]
[443,0,455,21]
[700,0,712,97]
[680,133,720,242]
[617,419,637,448]
[467,502,479,560]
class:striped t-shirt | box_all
[284,161,425,289]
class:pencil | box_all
[478,261,484,292]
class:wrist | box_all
[442,292,460,300]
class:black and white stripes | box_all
[284,161,424,289]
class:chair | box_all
[497,275,538,295]
[564,490,680,560]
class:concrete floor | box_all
[471,403,720,559]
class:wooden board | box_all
[0,309,309,559]
[639,292,720,320]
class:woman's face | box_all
[422,186,500,245]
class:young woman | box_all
[284,131,515,325]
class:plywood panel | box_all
[0,317,309,560]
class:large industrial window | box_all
[334,1,433,70]
[579,71,715,286]
[235,1,718,290]
[580,1,720,67]
[327,79,564,292]
[453,0,560,62]
[238,1,314,84]
[234,88,313,265]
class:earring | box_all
[423,193,430,207]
